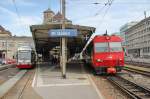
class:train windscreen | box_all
[95,42,122,52]
[109,42,122,52]
[18,51,31,60]
[95,43,109,52]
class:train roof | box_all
[80,34,122,55]
[93,35,122,42]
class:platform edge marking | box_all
[38,82,90,87]
[88,75,105,99]
[37,63,44,87]
[32,69,37,87]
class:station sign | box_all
[48,29,78,37]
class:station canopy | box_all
[30,23,95,60]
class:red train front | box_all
[92,35,124,74]
[83,35,124,74]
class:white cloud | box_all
[68,0,150,35]
[1,0,150,36]
[9,16,42,36]
[0,6,42,36]
[14,16,42,26]
[16,0,37,6]
[0,6,17,17]
[1,0,37,7]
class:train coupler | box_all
[107,67,116,74]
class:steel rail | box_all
[18,70,33,99]
[125,61,150,68]
[107,76,150,99]
[124,67,150,77]
[0,64,16,71]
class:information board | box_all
[48,29,77,37]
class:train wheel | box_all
[95,70,104,75]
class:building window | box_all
[8,42,14,47]
[2,42,6,47]
[143,47,149,53]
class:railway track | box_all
[0,64,16,71]
[17,70,33,99]
[125,61,150,68]
[0,65,19,85]
[1,69,34,99]
[107,76,150,99]
[124,66,150,77]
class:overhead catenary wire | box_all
[66,0,113,22]
[95,0,112,16]
[67,0,149,21]
[68,0,150,5]
[80,0,115,57]
[67,0,114,19]
[66,2,102,5]
[66,0,108,6]
[96,0,114,28]
[95,0,114,17]
[12,0,25,34]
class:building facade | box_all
[0,25,11,37]
[120,22,138,47]
[0,26,34,63]
[125,17,150,58]
[0,37,34,61]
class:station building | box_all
[0,25,34,63]
[30,8,95,62]
[43,8,72,25]
[125,16,150,61]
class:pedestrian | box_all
[51,56,54,65]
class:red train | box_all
[16,46,36,69]
[83,34,124,74]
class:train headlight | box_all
[96,59,103,62]
[108,56,112,59]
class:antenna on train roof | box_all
[103,30,108,36]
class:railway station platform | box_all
[31,63,103,99]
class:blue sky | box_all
[0,0,150,36]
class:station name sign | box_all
[48,29,77,37]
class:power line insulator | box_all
[93,2,101,5]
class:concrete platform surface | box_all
[32,63,104,99]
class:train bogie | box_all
[93,66,124,74]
